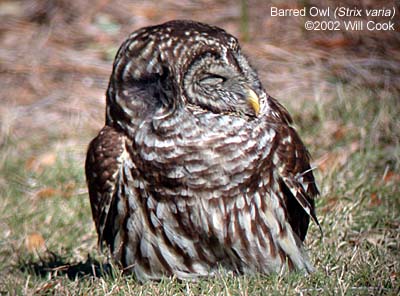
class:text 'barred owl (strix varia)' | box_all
[85,20,320,282]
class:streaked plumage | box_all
[85,20,320,282]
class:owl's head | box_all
[107,20,266,125]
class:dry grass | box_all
[0,0,399,295]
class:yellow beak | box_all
[246,88,260,116]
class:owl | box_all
[85,20,320,282]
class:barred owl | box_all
[85,20,320,282]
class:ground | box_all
[0,0,399,295]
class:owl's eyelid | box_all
[198,73,226,84]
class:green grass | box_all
[0,80,398,295]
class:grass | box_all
[0,76,399,295]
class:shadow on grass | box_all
[18,251,112,280]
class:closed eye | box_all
[198,73,226,86]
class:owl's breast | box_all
[129,110,276,200]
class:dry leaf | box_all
[383,171,400,184]
[390,272,397,286]
[35,187,59,199]
[332,126,347,141]
[25,152,56,173]
[35,281,59,294]
[25,232,46,252]
[320,195,340,213]
[61,182,76,199]
[323,120,352,143]
[369,192,382,207]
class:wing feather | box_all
[272,115,321,241]
[85,125,126,248]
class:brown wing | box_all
[278,126,320,241]
[85,125,126,249]
[267,96,320,241]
